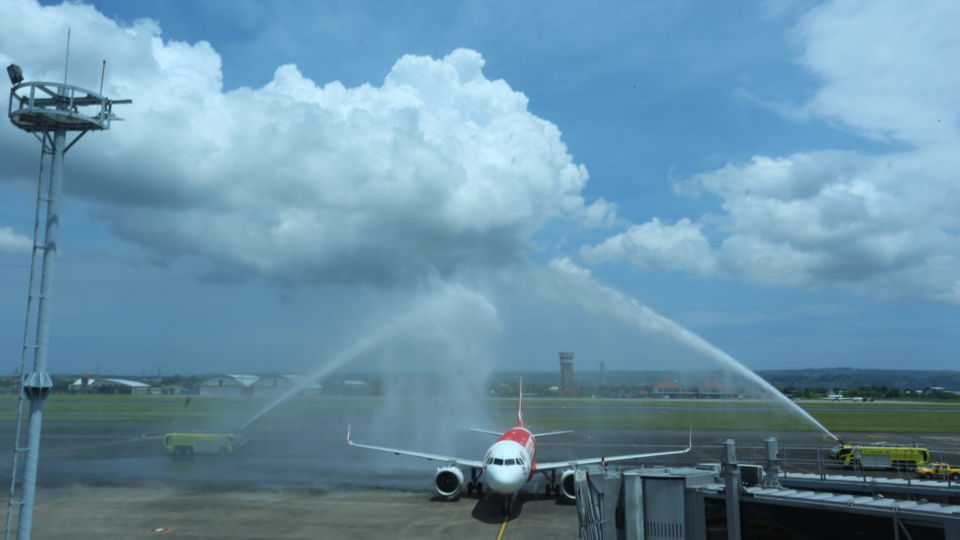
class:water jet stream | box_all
[238,284,499,433]
[554,262,839,441]
[238,322,399,432]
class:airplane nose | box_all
[485,466,522,495]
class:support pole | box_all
[622,470,644,540]
[762,438,781,488]
[601,470,622,540]
[721,439,741,540]
[16,127,62,540]
[7,76,128,540]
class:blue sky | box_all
[1,0,958,377]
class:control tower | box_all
[559,352,575,396]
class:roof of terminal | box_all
[69,377,150,388]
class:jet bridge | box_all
[574,438,960,540]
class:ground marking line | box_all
[496,513,509,540]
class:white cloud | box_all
[593,147,960,301]
[583,0,960,304]
[797,0,960,146]
[578,197,619,228]
[580,218,716,276]
[0,0,605,285]
[548,256,592,279]
[0,227,31,253]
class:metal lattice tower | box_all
[4,66,129,540]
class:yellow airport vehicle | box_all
[830,442,929,470]
[915,462,960,481]
[163,433,245,456]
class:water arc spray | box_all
[238,323,397,432]
[550,260,839,442]
[237,284,500,433]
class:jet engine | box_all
[434,466,464,498]
[559,469,577,501]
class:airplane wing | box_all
[532,430,573,438]
[347,423,484,469]
[469,428,502,436]
[534,430,692,471]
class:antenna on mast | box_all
[63,27,71,86]
[99,60,106,95]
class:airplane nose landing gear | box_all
[501,493,516,516]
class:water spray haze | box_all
[547,258,839,441]
[370,283,501,456]
[239,283,501,435]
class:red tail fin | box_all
[517,376,525,427]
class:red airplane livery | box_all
[347,378,691,509]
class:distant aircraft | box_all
[347,377,692,513]
[827,391,846,401]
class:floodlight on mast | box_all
[6,64,23,85]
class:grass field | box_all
[509,397,960,410]
[501,408,960,433]
[0,394,956,433]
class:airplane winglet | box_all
[347,422,352,443]
[687,428,693,451]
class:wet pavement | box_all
[0,397,958,538]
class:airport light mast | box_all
[4,61,129,540]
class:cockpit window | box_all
[505,458,515,465]
[494,458,503,465]
[486,458,493,464]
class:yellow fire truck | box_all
[829,442,929,470]
[163,433,245,456]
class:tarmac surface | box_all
[1,397,959,538]
[24,486,575,539]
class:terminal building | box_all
[197,374,323,396]
[251,374,322,397]
[68,377,152,395]
[197,374,260,396]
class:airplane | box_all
[347,378,692,513]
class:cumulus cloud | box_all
[548,256,592,279]
[797,0,960,146]
[0,0,607,285]
[583,0,960,304]
[580,217,716,276]
[0,227,31,253]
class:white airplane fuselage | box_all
[482,427,536,495]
